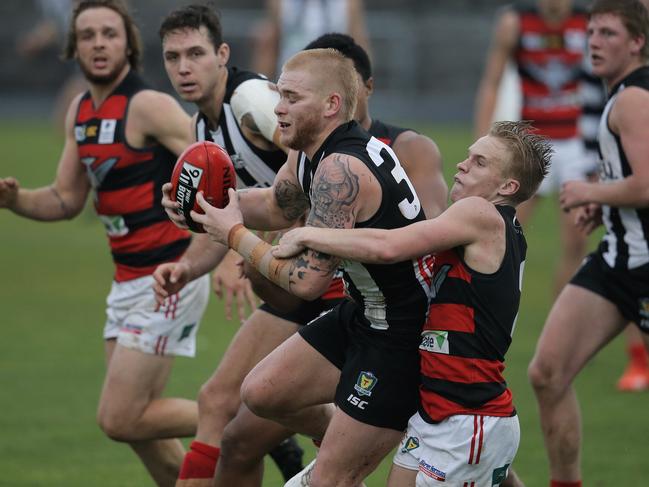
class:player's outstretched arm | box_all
[1,94,90,221]
[274,197,497,263]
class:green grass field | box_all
[1,121,647,486]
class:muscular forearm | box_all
[11,186,83,221]
[589,177,649,208]
[179,234,230,280]
[229,224,335,300]
[237,188,296,231]
[298,226,397,264]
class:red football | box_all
[170,141,237,233]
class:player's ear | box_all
[499,178,520,198]
[365,77,374,96]
[325,92,343,117]
[630,34,646,57]
[216,42,230,66]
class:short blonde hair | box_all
[490,121,553,205]
[282,48,358,121]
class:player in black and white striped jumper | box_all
[529,1,649,486]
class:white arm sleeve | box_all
[230,78,280,144]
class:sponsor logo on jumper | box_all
[420,330,449,354]
[98,119,117,144]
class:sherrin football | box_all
[170,141,237,233]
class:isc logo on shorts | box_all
[346,394,369,410]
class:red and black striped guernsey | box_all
[419,205,526,422]
[75,70,190,282]
[515,6,588,139]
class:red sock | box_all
[178,441,220,479]
[629,342,649,368]
[550,481,582,487]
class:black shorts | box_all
[299,300,420,431]
[571,251,649,333]
[259,297,346,326]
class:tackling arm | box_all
[275,197,498,264]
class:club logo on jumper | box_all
[178,323,196,341]
[81,156,119,189]
[98,119,117,144]
[420,330,449,354]
[75,124,98,142]
[418,460,446,481]
[400,436,420,454]
[175,162,204,210]
[491,464,510,485]
[354,371,378,397]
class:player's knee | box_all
[528,354,564,395]
[240,374,284,419]
[97,408,137,442]
[197,377,241,421]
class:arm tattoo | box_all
[287,248,339,289]
[307,153,360,229]
[49,186,71,219]
[274,179,310,221]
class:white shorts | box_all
[393,412,520,486]
[537,137,597,196]
[103,274,210,357]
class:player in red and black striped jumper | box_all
[475,0,593,298]
[0,1,210,485]
[273,121,552,486]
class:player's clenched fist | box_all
[0,177,19,208]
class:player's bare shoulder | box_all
[452,196,504,232]
[127,89,191,153]
[609,86,649,134]
[308,151,379,229]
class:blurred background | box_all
[0,0,564,123]
[2,1,648,486]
